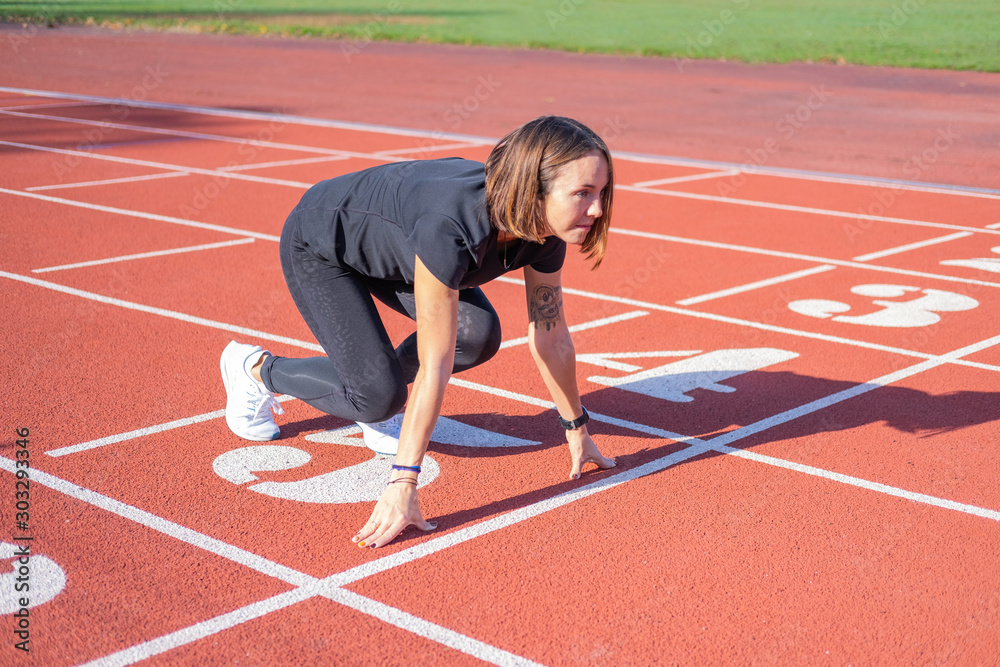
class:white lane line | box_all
[48,410,222,456]
[851,232,974,262]
[46,396,297,457]
[324,589,545,667]
[630,169,740,188]
[985,221,1000,230]
[219,154,352,172]
[0,139,314,189]
[0,270,322,351]
[676,265,837,306]
[78,588,317,667]
[0,457,317,586]
[448,377,699,444]
[0,108,405,161]
[0,187,280,241]
[610,227,1000,290]
[617,183,1000,237]
[615,151,1000,200]
[5,85,998,198]
[372,141,487,156]
[495,276,1000,373]
[498,310,649,349]
[32,238,255,273]
[25,171,191,192]
[0,100,98,111]
[728,447,1000,521]
[0,85,501,143]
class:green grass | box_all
[3,1,998,71]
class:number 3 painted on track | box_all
[788,284,978,328]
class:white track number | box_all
[213,418,540,504]
[940,245,1000,273]
[586,348,799,403]
[788,284,978,328]
[0,543,66,614]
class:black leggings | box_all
[259,220,502,423]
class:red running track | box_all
[2,28,999,666]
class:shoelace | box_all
[247,388,284,422]
[373,414,403,432]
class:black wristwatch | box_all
[559,406,589,430]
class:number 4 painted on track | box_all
[582,348,799,403]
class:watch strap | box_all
[559,406,589,430]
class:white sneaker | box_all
[221,340,284,441]
[357,413,404,455]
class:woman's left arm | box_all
[523,265,616,479]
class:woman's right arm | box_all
[352,256,458,549]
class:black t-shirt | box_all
[291,158,566,289]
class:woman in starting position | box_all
[221,115,617,548]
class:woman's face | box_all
[541,150,609,245]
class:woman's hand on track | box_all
[567,428,616,480]
[352,481,437,549]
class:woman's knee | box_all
[456,308,502,368]
[347,377,408,423]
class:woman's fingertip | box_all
[357,541,366,548]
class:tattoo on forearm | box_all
[529,284,562,331]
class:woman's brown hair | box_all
[485,116,614,268]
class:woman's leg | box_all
[366,281,503,383]
[258,229,407,424]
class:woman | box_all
[221,115,617,549]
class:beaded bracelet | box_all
[391,464,421,473]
